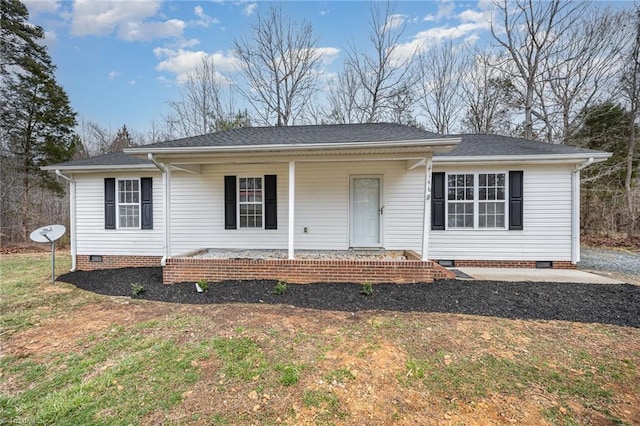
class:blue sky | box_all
[23,0,634,136]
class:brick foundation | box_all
[77,255,163,270]
[163,256,435,284]
[444,260,576,269]
[404,250,456,280]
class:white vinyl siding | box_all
[170,163,288,254]
[169,160,425,255]
[74,172,163,256]
[72,160,576,263]
[430,164,574,261]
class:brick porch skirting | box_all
[162,257,437,284]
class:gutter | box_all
[55,170,77,272]
[125,138,461,155]
[148,154,170,266]
[571,158,595,264]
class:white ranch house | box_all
[45,123,610,284]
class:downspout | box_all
[571,158,594,264]
[55,170,76,271]
[148,154,169,266]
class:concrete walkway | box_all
[455,267,625,284]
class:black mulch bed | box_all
[58,267,640,328]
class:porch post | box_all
[421,156,433,261]
[165,167,172,260]
[288,161,295,259]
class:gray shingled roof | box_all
[45,125,608,169]
[43,152,152,169]
[139,123,441,148]
[435,134,607,157]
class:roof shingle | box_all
[44,124,609,169]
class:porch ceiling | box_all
[151,145,456,166]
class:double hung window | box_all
[239,177,263,228]
[447,173,506,229]
[118,179,140,228]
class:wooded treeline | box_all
[1,0,638,245]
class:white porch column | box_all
[165,167,172,261]
[421,157,433,261]
[288,161,296,259]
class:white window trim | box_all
[237,176,265,230]
[116,178,141,230]
[445,172,508,230]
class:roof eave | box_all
[433,152,611,166]
[125,138,461,155]
[41,164,156,172]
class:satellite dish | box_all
[29,224,66,284]
[30,224,66,243]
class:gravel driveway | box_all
[579,247,640,276]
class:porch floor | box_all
[188,249,409,261]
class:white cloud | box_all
[437,0,455,20]
[423,14,436,22]
[118,19,185,41]
[193,5,220,27]
[23,0,59,16]
[383,14,407,32]
[320,9,330,16]
[108,70,122,80]
[313,47,341,65]
[71,0,185,41]
[43,30,57,47]
[154,48,238,82]
[392,2,493,62]
[242,3,257,17]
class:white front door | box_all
[350,176,382,247]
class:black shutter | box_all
[105,178,116,229]
[224,175,237,229]
[141,177,153,230]
[509,171,524,230]
[264,175,277,229]
[431,172,445,230]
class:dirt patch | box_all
[6,300,167,359]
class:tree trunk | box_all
[21,167,29,241]
[626,120,637,234]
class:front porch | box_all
[162,249,455,284]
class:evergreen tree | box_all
[109,124,134,153]
[0,0,78,240]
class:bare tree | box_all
[163,58,238,137]
[491,0,587,140]
[343,1,418,123]
[325,68,367,124]
[461,51,516,135]
[233,6,321,126]
[620,7,640,234]
[417,40,468,133]
[542,8,629,144]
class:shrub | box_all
[196,279,208,292]
[273,280,287,295]
[131,283,145,297]
[360,282,373,296]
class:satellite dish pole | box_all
[29,225,66,284]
